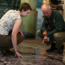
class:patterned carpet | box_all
[0,42,65,65]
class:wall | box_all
[63,0,65,21]
[43,0,65,21]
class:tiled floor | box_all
[0,39,65,65]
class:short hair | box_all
[46,4,51,10]
[19,3,32,11]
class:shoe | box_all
[1,50,15,55]
[1,50,10,55]
[47,42,58,52]
[5,49,15,55]
[58,44,64,54]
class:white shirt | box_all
[0,10,22,35]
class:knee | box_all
[37,30,41,36]
[21,35,25,42]
[17,33,25,43]
[22,35,25,40]
[53,33,63,39]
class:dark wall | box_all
[0,0,20,6]
[0,0,21,18]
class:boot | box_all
[58,44,64,54]
[47,42,58,52]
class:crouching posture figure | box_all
[37,4,65,54]
[0,3,32,58]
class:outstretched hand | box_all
[42,36,48,44]
[15,52,24,59]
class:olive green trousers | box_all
[37,30,65,49]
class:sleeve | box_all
[46,12,63,37]
[40,16,48,34]
[12,13,22,21]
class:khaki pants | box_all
[37,30,65,49]
[0,32,24,50]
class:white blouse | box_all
[0,10,22,35]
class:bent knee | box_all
[17,33,24,42]
[37,30,41,36]
[20,35,24,41]
[53,33,62,39]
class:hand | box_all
[42,36,48,44]
[21,33,24,37]
[43,31,47,36]
[15,52,24,59]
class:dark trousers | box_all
[0,32,24,50]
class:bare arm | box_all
[11,19,23,58]
[11,19,22,52]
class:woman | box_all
[0,3,32,58]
